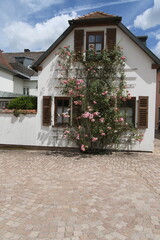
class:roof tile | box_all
[74,11,118,20]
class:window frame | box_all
[23,87,29,96]
[119,97,136,126]
[86,31,104,52]
[54,97,70,127]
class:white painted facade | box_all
[0,68,14,92]
[0,68,38,96]
[36,25,157,151]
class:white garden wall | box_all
[0,113,37,146]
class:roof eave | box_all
[14,71,30,79]
[69,17,122,25]
[32,25,74,71]
[118,22,160,64]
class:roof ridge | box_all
[74,11,117,20]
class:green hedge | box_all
[8,96,37,110]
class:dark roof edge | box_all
[0,63,31,79]
[118,23,160,64]
[14,71,30,79]
[32,25,74,70]
[69,17,122,25]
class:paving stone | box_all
[0,137,160,239]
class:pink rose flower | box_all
[81,144,85,151]
[92,137,98,142]
[119,117,124,122]
[91,119,95,122]
[99,118,104,123]
[101,133,106,136]
[93,101,97,104]
[93,112,100,116]
[102,91,108,95]
[89,114,94,120]
[64,130,70,134]
[76,134,80,140]
[82,112,90,118]
[107,127,112,130]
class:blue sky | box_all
[0,0,160,57]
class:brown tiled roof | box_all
[10,62,35,77]
[2,51,44,77]
[0,51,13,71]
[3,51,44,64]
[74,11,117,20]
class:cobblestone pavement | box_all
[0,138,160,240]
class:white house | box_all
[31,11,160,151]
[0,50,44,108]
[0,11,160,151]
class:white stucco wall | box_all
[13,76,24,94]
[35,25,157,151]
[24,79,38,96]
[0,69,14,92]
[0,113,37,146]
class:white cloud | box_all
[19,0,64,13]
[134,0,160,30]
[155,32,160,57]
[60,0,141,14]
[3,12,78,52]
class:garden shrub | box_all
[8,96,37,110]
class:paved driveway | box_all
[0,138,160,240]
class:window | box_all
[86,32,104,52]
[0,100,9,109]
[23,87,29,96]
[120,97,136,125]
[54,97,70,126]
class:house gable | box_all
[32,11,160,71]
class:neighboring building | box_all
[31,11,160,151]
[155,69,160,130]
[0,49,44,108]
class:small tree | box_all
[8,96,37,110]
[57,46,143,153]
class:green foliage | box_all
[57,46,143,153]
[8,96,37,110]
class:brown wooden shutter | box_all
[74,30,84,53]
[138,96,148,128]
[107,28,116,51]
[42,96,51,126]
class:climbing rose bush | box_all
[57,46,143,153]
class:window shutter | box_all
[42,96,51,126]
[74,30,84,53]
[138,96,148,128]
[107,28,116,51]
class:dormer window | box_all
[15,57,34,67]
[86,32,104,52]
